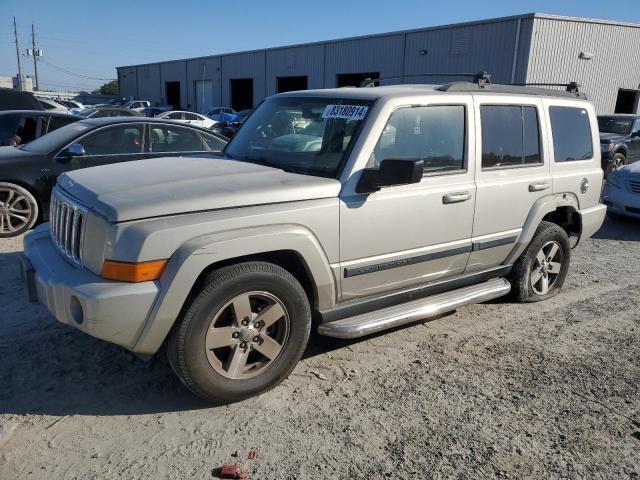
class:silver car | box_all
[21,82,606,403]
[602,162,640,220]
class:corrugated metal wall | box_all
[118,14,639,113]
[324,34,405,86]
[527,16,640,113]
[266,44,325,94]
[404,17,532,85]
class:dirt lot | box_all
[1,218,639,480]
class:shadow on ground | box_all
[592,215,640,241]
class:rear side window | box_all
[149,125,206,152]
[373,105,466,173]
[481,105,541,169]
[549,106,593,162]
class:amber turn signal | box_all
[101,259,168,282]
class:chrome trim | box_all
[49,188,88,266]
[318,278,511,339]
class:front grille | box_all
[49,189,88,265]
[627,180,640,195]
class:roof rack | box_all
[438,78,586,99]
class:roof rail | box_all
[438,80,587,99]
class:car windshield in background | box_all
[598,116,633,135]
[224,96,373,178]
[19,122,91,154]
[76,108,97,117]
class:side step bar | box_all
[317,278,511,339]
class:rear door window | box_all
[149,125,206,152]
[47,115,78,133]
[79,125,144,155]
[548,106,593,162]
[481,105,541,169]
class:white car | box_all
[205,107,236,122]
[38,98,68,112]
[156,110,217,129]
[122,100,151,111]
[602,162,640,220]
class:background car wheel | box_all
[510,221,571,303]
[167,261,311,404]
[0,182,39,238]
[605,153,626,178]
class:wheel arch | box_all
[503,194,581,265]
[131,225,337,356]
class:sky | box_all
[1,0,639,93]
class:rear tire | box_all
[510,221,570,303]
[0,182,39,238]
[167,261,311,404]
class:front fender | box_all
[131,224,336,355]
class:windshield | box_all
[19,121,92,154]
[598,116,633,135]
[224,96,373,178]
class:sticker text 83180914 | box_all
[321,105,369,120]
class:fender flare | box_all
[503,193,580,265]
[132,224,336,355]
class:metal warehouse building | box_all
[117,13,640,115]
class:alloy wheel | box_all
[530,240,563,296]
[204,291,290,379]
[0,186,34,235]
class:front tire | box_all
[167,261,311,403]
[510,221,570,303]
[0,182,39,238]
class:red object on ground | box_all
[217,463,251,479]
[247,450,257,460]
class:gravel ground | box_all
[0,218,639,480]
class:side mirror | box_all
[356,159,424,194]
[57,143,85,163]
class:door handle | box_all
[442,192,472,204]
[529,182,550,192]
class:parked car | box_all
[0,87,43,111]
[598,114,640,176]
[206,107,236,122]
[54,99,84,110]
[140,105,174,117]
[156,110,217,129]
[75,106,144,118]
[0,117,227,237]
[123,100,151,111]
[212,109,253,139]
[37,98,69,112]
[0,110,82,146]
[20,83,606,403]
[602,162,640,220]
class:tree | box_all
[93,80,119,96]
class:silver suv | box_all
[21,82,606,403]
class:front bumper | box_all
[22,225,160,350]
[602,182,640,219]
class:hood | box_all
[599,132,627,143]
[0,145,39,162]
[615,160,640,177]
[58,155,341,222]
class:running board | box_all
[317,278,511,339]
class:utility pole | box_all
[13,17,24,90]
[31,23,39,91]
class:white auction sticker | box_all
[322,104,369,120]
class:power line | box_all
[39,58,114,81]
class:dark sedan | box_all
[0,110,82,146]
[0,117,227,238]
[598,114,640,175]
